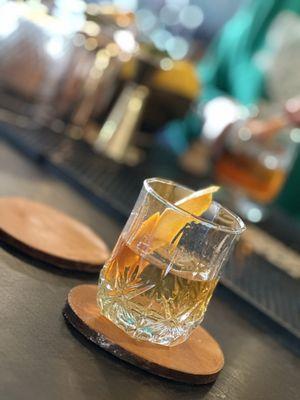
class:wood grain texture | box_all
[63,284,224,384]
[0,197,110,272]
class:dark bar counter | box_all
[0,139,299,400]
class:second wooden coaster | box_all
[0,197,110,272]
[63,284,225,384]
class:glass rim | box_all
[144,178,246,235]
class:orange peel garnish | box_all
[133,186,219,250]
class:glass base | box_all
[97,297,195,347]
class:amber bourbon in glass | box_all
[98,178,245,346]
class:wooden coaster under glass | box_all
[63,284,224,385]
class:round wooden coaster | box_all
[0,197,110,272]
[63,284,224,384]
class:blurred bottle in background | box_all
[213,114,298,221]
[161,0,300,221]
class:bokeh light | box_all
[166,0,190,6]
[113,0,138,12]
[179,5,204,30]
[0,3,20,38]
[160,57,174,71]
[84,37,98,52]
[114,29,137,53]
[73,33,85,47]
[247,207,263,223]
[136,9,157,33]
[238,127,252,141]
[83,21,101,37]
[263,155,278,170]
[45,36,65,59]
[159,5,179,27]
[290,128,300,143]
[150,29,172,51]
[166,36,189,60]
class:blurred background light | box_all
[45,36,65,59]
[86,3,100,16]
[264,155,278,170]
[166,0,190,6]
[95,50,110,69]
[84,37,98,52]
[106,42,120,57]
[113,0,138,12]
[238,127,252,141]
[150,29,172,51]
[166,36,189,60]
[247,207,263,223]
[136,9,157,33]
[160,57,174,71]
[73,33,85,47]
[159,5,179,27]
[0,16,19,39]
[53,0,86,33]
[286,97,300,113]
[0,3,20,38]
[83,21,101,37]
[114,29,137,53]
[179,5,204,30]
[290,128,300,143]
[203,97,243,140]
